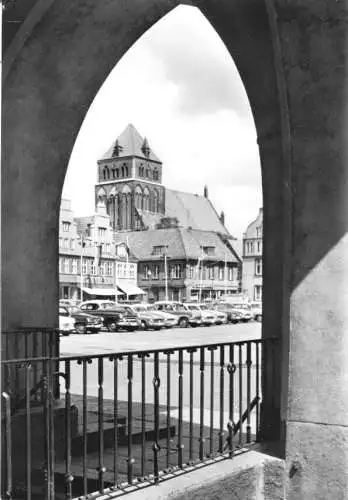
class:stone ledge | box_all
[94,449,285,500]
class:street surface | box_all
[60,322,261,357]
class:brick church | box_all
[94,124,242,302]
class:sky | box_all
[62,5,262,238]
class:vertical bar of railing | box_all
[219,345,225,453]
[246,342,252,444]
[140,353,146,478]
[188,349,195,463]
[209,347,214,457]
[80,359,89,497]
[256,341,260,440]
[97,357,105,493]
[65,360,73,499]
[165,350,172,470]
[177,350,184,468]
[227,344,235,457]
[2,391,12,499]
[238,344,243,447]
[127,354,134,484]
[112,355,119,487]
[199,347,205,461]
[153,352,160,482]
[48,359,55,500]
[42,359,51,500]
[25,363,32,500]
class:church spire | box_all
[112,139,123,157]
[141,137,151,158]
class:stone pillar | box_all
[274,2,348,498]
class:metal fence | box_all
[1,338,276,499]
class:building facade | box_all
[242,208,263,302]
[59,199,141,301]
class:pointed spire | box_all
[204,185,209,198]
[112,139,123,157]
[141,137,151,158]
[220,210,225,225]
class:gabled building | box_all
[242,207,263,302]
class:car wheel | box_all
[76,323,87,335]
[178,317,189,328]
[140,320,147,330]
[107,322,118,332]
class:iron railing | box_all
[1,338,277,499]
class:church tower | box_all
[95,124,165,231]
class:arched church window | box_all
[153,191,159,212]
[116,168,119,178]
[124,165,129,177]
[153,169,159,181]
[112,168,116,179]
[103,166,110,180]
[121,166,125,177]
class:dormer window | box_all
[152,245,166,256]
[202,246,215,256]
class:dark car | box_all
[79,300,140,332]
[59,305,103,334]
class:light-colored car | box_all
[123,304,165,330]
[154,301,200,328]
[59,312,75,336]
[228,303,253,322]
[250,302,262,322]
[144,304,179,328]
[184,303,216,326]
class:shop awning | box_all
[117,281,147,296]
[82,287,123,296]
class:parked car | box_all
[79,300,140,332]
[123,304,165,330]
[154,301,199,328]
[213,302,243,324]
[143,304,179,328]
[59,311,75,336]
[250,302,262,322]
[228,303,253,322]
[184,303,216,326]
[59,305,103,334]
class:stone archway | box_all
[3,1,348,498]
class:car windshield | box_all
[199,305,208,310]
[59,307,69,315]
[187,305,199,311]
[69,306,81,314]
[147,306,156,311]
[134,306,146,312]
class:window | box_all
[218,266,224,280]
[208,266,215,280]
[171,264,182,279]
[59,237,63,248]
[245,241,254,254]
[106,262,113,277]
[188,264,194,279]
[256,226,262,238]
[117,263,122,278]
[143,264,150,279]
[64,258,70,273]
[129,264,136,279]
[153,245,166,256]
[63,238,69,249]
[98,227,107,239]
[82,259,88,274]
[91,262,96,275]
[59,257,63,273]
[254,285,262,301]
[153,265,159,279]
[228,267,233,281]
[153,169,159,181]
[202,246,215,256]
[103,166,110,180]
[257,241,262,253]
[105,243,110,254]
[116,168,120,178]
[255,258,262,276]
[72,259,78,274]
[62,221,71,232]
[70,239,75,250]
[100,262,106,276]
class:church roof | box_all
[115,228,239,263]
[100,124,162,163]
[165,189,232,236]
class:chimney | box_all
[220,210,225,225]
[204,185,209,198]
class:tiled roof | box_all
[115,228,238,263]
[165,189,231,236]
[100,124,161,163]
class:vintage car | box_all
[212,302,244,324]
[184,303,216,326]
[59,305,103,334]
[79,300,140,332]
[250,302,263,322]
[123,304,166,330]
[58,310,75,336]
[144,304,179,328]
[154,301,200,328]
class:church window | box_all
[116,168,120,178]
[153,191,159,212]
[112,168,116,179]
[146,168,150,178]
[103,166,110,180]
[121,166,125,177]
[124,165,129,177]
[153,169,159,181]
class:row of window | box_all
[138,166,159,181]
[254,285,262,301]
[59,258,136,279]
[255,258,262,276]
[244,239,262,255]
[102,164,129,180]
[59,238,112,254]
[142,263,238,281]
